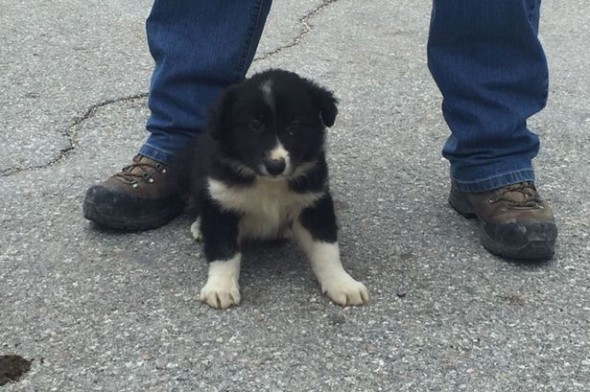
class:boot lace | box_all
[114,156,166,187]
[490,182,543,209]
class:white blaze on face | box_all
[262,142,291,176]
[260,79,275,112]
[259,79,290,176]
[269,142,288,161]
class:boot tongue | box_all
[503,190,528,203]
[500,183,538,205]
[135,155,152,164]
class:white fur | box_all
[200,254,242,309]
[269,143,289,161]
[260,80,274,111]
[208,178,323,241]
[293,221,369,306]
[190,218,201,241]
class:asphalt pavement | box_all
[1,0,589,391]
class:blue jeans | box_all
[140,0,548,193]
[139,0,273,164]
[428,0,548,192]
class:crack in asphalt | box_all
[256,0,338,60]
[1,93,148,177]
[3,0,337,177]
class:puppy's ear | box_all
[307,81,338,127]
[208,87,236,140]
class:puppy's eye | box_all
[248,119,264,132]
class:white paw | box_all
[200,279,240,309]
[199,257,242,309]
[190,219,202,241]
[321,273,369,306]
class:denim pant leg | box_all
[427,0,549,192]
[139,0,273,165]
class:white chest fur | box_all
[208,178,323,240]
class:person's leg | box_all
[140,0,273,165]
[84,0,273,231]
[427,0,557,259]
[429,0,546,192]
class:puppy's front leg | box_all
[198,195,241,309]
[294,193,368,306]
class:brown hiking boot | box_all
[83,155,185,231]
[449,182,557,260]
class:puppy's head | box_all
[209,69,338,178]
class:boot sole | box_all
[83,197,185,232]
[448,187,556,261]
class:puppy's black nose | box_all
[263,158,286,176]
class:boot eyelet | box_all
[131,182,139,189]
[148,178,154,183]
[161,168,167,174]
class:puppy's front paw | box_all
[190,219,202,241]
[200,279,240,309]
[322,274,369,306]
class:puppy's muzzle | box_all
[262,157,286,176]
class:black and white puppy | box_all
[186,69,368,309]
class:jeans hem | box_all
[452,169,536,193]
[139,144,176,166]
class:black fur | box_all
[198,193,240,262]
[299,193,338,243]
[288,153,330,194]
